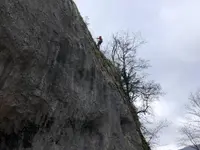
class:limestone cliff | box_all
[0,0,149,149]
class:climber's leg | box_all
[97,40,102,49]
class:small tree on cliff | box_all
[106,31,162,115]
[178,90,200,150]
[105,31,166,147]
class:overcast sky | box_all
[74,0,200,149]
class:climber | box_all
[96,36,103,49]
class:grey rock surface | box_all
[0,0,147,149]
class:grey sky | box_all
[74,0,200,149]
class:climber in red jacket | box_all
[96,36,103,49]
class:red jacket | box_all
[97,36,103,41]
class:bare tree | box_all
[106,31,162,115]
[104,31,166,147]
[179,125,200,150]
[178,90,200,150]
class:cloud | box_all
[159,0,200,63]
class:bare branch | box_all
[141,119,169,148]
[105,30,165,147]
[178,89,200,149]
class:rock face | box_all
[0,0,148,150]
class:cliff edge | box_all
[0,0,149,149]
